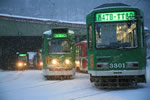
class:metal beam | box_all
[0,14,86,36]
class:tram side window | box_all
[88,25,93,49]
[141,25,144,48]
[76,45,81,57]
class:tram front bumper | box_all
[88,69,146,76]
[89,69,146,83]
[43,68,75,76]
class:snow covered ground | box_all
[0,63,150,100]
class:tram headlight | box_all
[24,63,27,66]
[75,61,80,67]
[52,59,57,65]
[65,59,70,65]
[17,62,23,67]
[40,61,43,66]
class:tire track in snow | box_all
[71,90,112,100]
[0,80,64,94]
[0,70,25,83]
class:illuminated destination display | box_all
[96,11,135,22]
[53,33,67,38]
[19,54,27,56]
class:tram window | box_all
[88,25,93,49]
[95,22,137,48]
[62,40,71,52]
[48,40,71,53]
[76,46,80,57]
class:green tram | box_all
[16,53,28,70]
[42,28,76,79]
[86,3,146,88]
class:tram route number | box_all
[109,63,125,69]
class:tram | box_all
[16,53,28,70]
[86,3,146,88]
[42,28,76,79]
[33,49,43,70]
[75,41,88,72]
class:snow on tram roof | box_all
[43,30,52,35]
[43,29,74,35]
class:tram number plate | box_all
[109,63,125,69]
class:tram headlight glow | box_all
[75,61,80,67]
[52,59,57,65]
[65,59,70,64]
[40,61,43,66]
[24,63,27,66]
[17,62,23,67]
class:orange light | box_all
[65,59,70,64]
[90,55,94,68]
[24,63,27,66]
[40,61,43,66]
[45,56,50,64]
[17,62,23,67]
[52,59,57,65]
[75,61,80,67]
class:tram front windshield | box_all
[95,22,137,49]
[18,56,27,61]
[48,40,71,54]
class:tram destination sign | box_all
[19,54,27,56]
[96,11,135,22]
[53,33,67,38]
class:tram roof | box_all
[94,3,130,9]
